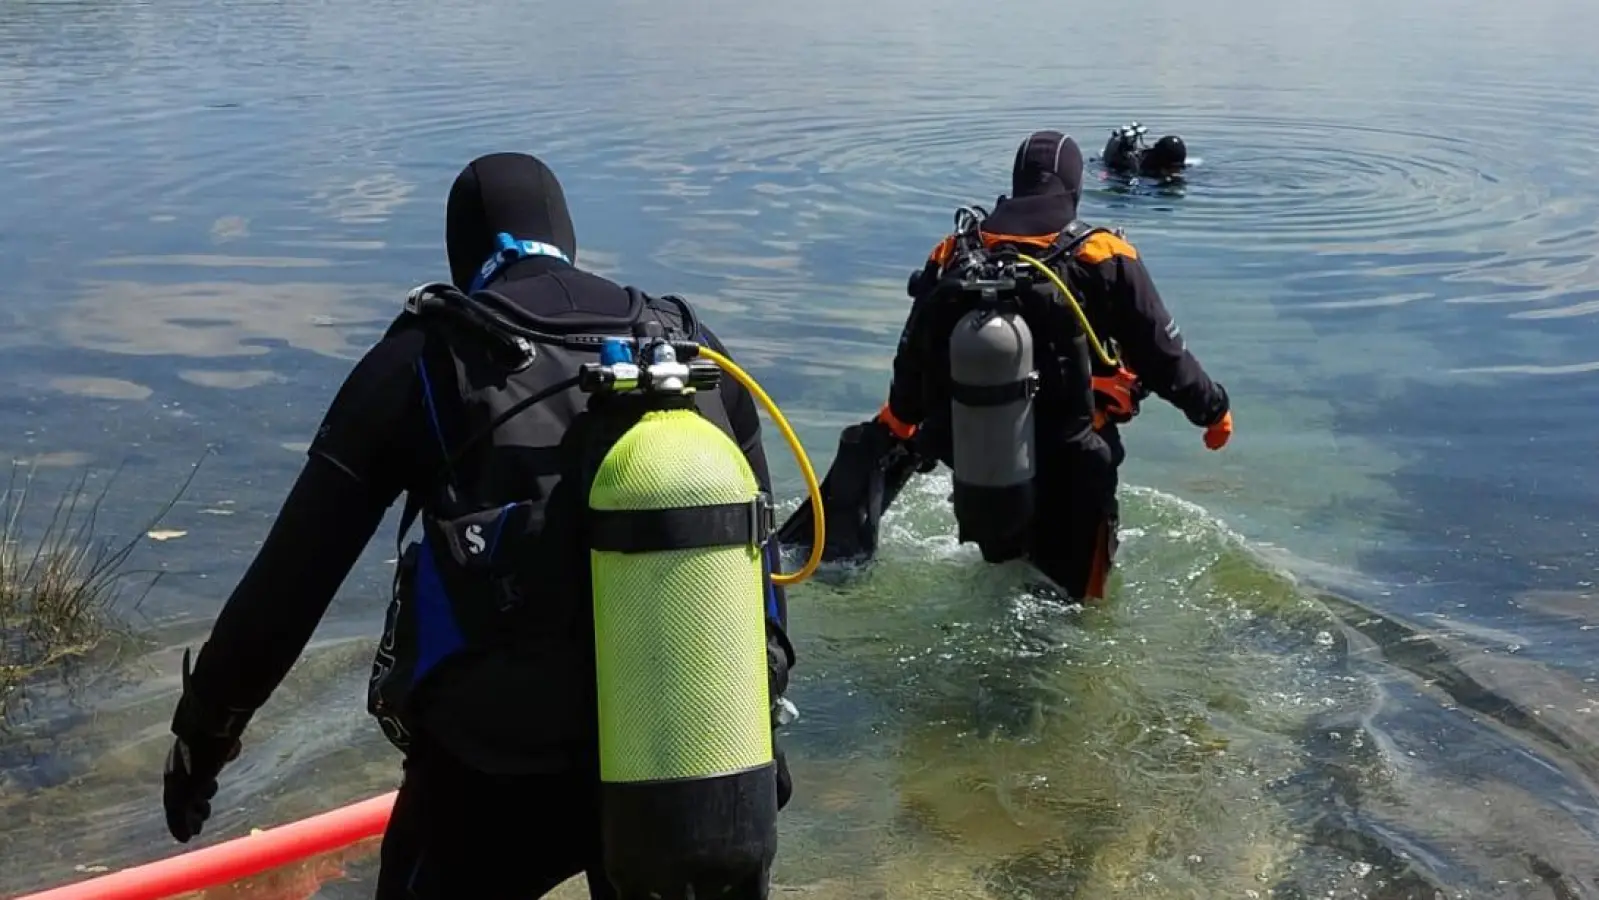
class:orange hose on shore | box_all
[12,792,396,900]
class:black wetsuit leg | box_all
[374,735,781,899]
[1028,428,1121,602]
[375,735,617,900]
[1029,478,1120,601]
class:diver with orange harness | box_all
[779,130,1232,601]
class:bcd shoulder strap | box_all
[1045,219,1106,261]
[629,286,702,343]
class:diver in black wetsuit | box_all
[1102,123,1188,179]
[160,152,796,900]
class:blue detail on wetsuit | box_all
[410,539,466,687]
[762,541,782,625]
[469,231,571,293]
[416,359,450,461]
[487,503,515,559]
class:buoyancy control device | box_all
[369,271,826,897]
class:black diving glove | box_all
[865,416,938,475]
[902,418,945,474]
[163,647,253,843]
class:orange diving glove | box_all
[1203,411,1233,451]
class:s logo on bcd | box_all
[465,524,486,555]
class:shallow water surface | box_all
[2,0,1598,896]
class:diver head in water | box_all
[1103,123,1188,179]
[1144,135,1187,174]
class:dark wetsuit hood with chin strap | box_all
[1012,130,1084,210]
[445,151,580,291]
[987,130,1086,236]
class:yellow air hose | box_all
[1014,253,1120,369]
[696,346,825,586]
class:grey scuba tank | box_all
[948,299,1039,563]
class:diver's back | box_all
[1103,134,1139,171]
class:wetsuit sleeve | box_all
[186,329,430,716]
[1106,254,1230,427]
[883,257,943,430]
[697,325,795,674]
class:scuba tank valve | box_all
[578,325,721,398]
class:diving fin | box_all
[777,420,924,566]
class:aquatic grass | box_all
[0,459,200,727]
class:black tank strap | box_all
[588,496,775,553]
[950,373,1040,408]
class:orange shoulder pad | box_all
[928,235,956,267]
[978,230,1058,251]
[1074,231,1138,266]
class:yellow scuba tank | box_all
[582,324,778,895]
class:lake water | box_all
[3,0,1599,896]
